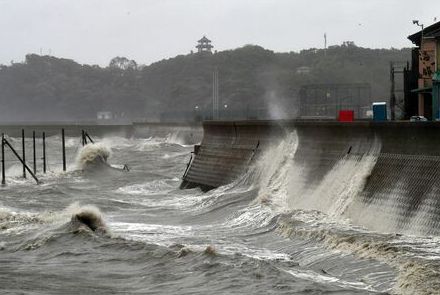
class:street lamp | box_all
[194,105,200,122]
[412,20,424,49]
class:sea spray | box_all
[69,204,108,234]
[0,207,51,231]
[76,143,111,170]
[283,136,381,218]
[324,137,381,217]
[253,132,298,211]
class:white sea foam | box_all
[253,132,298,212]
[110,221,195,246]
[284,137,381,218]
[76,143,111,170]
[117,179,175,195]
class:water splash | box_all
[69,204,108,234]
[281,137,381,219]
[253,132,298,212]
[76,143,111,170]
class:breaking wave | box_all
[165,131,197,147]
[69,204,108,234]
[76,143,111,170]
[0,203,108,234]
[245,131,439,294]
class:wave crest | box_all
[76,143,111,170]
[67,203,108,234]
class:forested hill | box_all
[0,43,411,122]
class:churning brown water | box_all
[0,132,439,294]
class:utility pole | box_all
[390,62,396,121]
[412,20,425,116]
[212,68,219,120]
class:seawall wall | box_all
[181,120,440,234]
[0,123,203,144]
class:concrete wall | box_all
[182,120,440,234]
[0,124,134,138]
[132,122,202,144]
[0,123,203,144]
[181,121,286,189]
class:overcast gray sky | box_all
[0,0,438,66]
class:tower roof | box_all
[198,36,211,43]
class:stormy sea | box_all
[1,131,439,294]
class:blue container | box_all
[373,102,387,121]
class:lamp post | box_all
[223,104,228,120]
[194,105,200,122]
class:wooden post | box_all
[1,133,5,185]
[22,129,26,179]
[33,131,36,174]
[42,132,46,174]
[62,128,66,171]
[3,138,39,184]
[81,130,85,146]
[85,132,94,144]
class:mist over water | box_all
[0,131,439,294]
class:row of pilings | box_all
[1,129,93,185]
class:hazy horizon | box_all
[0,0,439,67]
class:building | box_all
[408,21,440,119]
[97,111,113,120]
[296,66,311,75]
[196,36,213,53]
[299,83,372,119]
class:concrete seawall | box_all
[0,122,203,144]
[181,120,440,234]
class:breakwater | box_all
[182,120,440,235]
[0,122,202,144]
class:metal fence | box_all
[299,83,372,119]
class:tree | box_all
[109,56,137,70]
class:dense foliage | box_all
[0,43,411,122]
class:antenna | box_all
[324,33,327,56]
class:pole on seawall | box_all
[22,129,26,179]
[62,128,66,171]
[81,130,85,146]
[1,133,5,185]
[33,131,36,174]
[42,132,46,174]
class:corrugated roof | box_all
[408,21,440,45]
